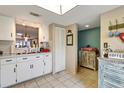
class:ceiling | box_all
[0,5,121,30]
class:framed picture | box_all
[66,34,73,46]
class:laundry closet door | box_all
[54,27,66,73]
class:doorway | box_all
[77,27,100,87]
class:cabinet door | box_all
[0,15,15,40]
[43,54,52,74]
[87,52,96,69]
[30,59,44,78]
[1,64,16,87]
[17,62,31,83]
[81,52,87,66]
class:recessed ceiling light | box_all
[85,25,90,28]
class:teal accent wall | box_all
[78,27,100,50]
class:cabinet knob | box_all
[36,56,40,58]
[32,64,34,68]
[23,58,28,60]
[30,64,34,69]
[44,62,46,66]
[30,65,31,69]
[11,33,13,37]
[14,68,16,72]
[6,60,12,62]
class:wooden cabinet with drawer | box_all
[79,51,97,70]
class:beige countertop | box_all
[0,52,51,59]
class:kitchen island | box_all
[0,52,52,88]
[98,57,124,88]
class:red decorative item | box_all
[41,49,50,52]
[119,33,124,42]
[81,48,96,51]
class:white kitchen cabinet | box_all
[30,55,44,78]
[17,61,31,83]
[1,64,17,87]
[0,58,17,88]
[0,53,52,87]
[0,15,15,41]
[16,56,32,82]
[43,53,52,74]
[17,55,44,83]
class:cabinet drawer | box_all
[104,73,124,87]
[104,80,121,88]
[43,53,52,58]
[1,58,16,65]
[32,55,43,60]
[44,54,50,57]
[104,64,124,74]
[104,66,124,76]
[17,56,32,62]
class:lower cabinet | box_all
[17,62,31,83]
[0,53,52,87]
[17,60,44,83]
[30,59,44,78]
[43,54,52,74]
[0,64,17,87]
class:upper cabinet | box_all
[0,15,15,41]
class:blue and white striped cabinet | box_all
[98,58,124,88]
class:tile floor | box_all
[10,67,98,88]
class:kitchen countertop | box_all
[0,52,51,59]
[98,57,124,64]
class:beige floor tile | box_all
[57,77,69,82]
[53,73,63,78]
[11,83,25,88]
[63,74,73,79]
[52,83,66,88]
[35,78,48,86]
[62,80,75,87]
[45,76,55,81]
[39,83,53,88]
[69,77,80,83]
[24,80,39,88]
[49,79,62,86]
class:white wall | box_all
[101,6,124,57]
[66,24,78,74]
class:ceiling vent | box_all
[30,12,41,17]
